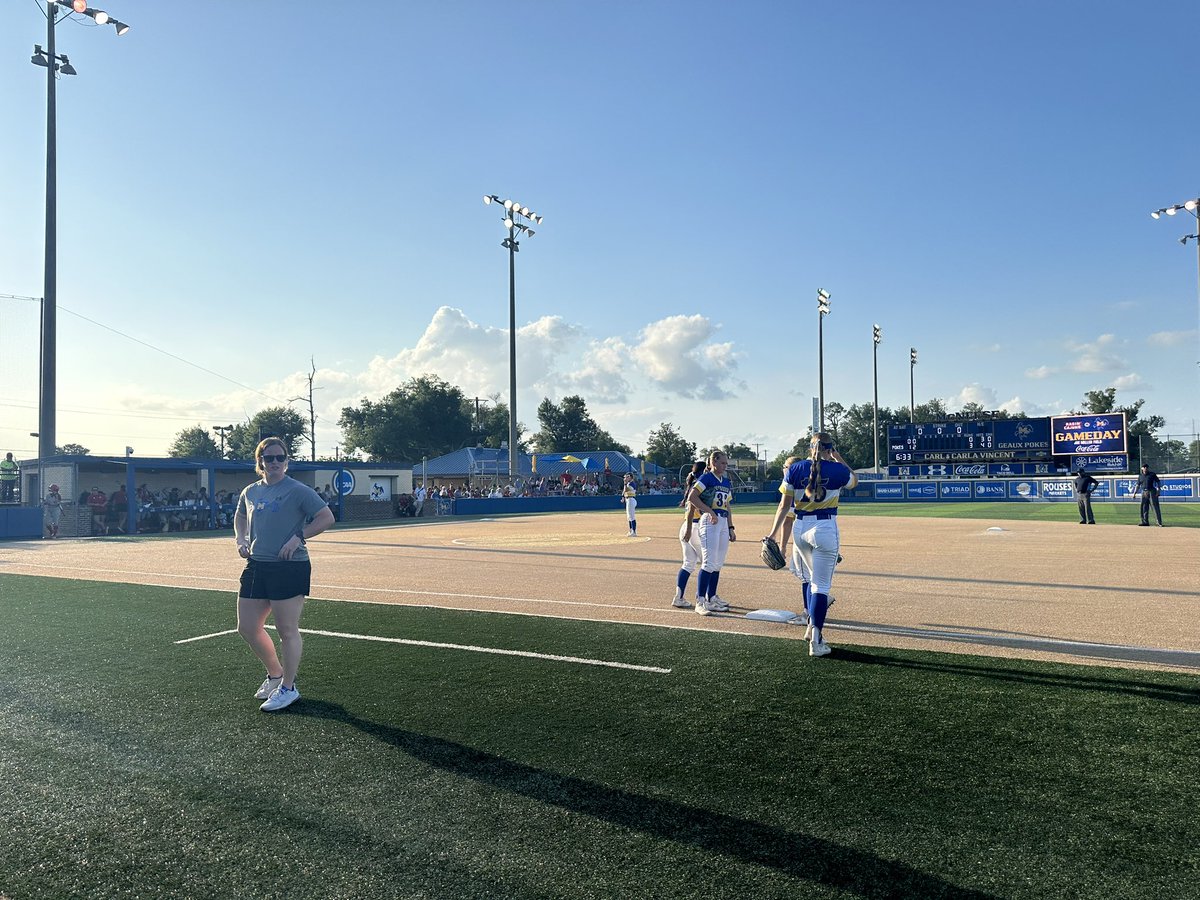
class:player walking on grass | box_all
[234,437,335,712]
[622,473,638,536]
[767,433,856,657]
[671,460,706,609]
[688,450,735,615]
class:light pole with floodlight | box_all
[1150,197,1200,377]
[483,194,543,483]
[817,288,830,432]
[872,324,882,472]
[909,347,918,423]
[31,0,130,466]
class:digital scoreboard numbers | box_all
[888,418,1051,463]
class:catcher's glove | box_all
[760,536,787,571]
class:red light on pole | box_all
[72,0,87,12]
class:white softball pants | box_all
[792,517,840,594]
[625,498,637,519]
[678,521,702,573]
[698,515,730,573]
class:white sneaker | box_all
[671,589,692,609]
[809,640,832,657]
[695,597,717,616]
[789,611,810,627]
[254,675,283,700]
[709,595,730,612]
[260,683,301,712]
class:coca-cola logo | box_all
[954,464,987,476]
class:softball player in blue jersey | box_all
[687,450,736,615]
[672,460,707,609]
[767,433,856,656]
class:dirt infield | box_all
[2,511,1198,672]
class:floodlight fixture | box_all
[483,191,546,485]
[816,288,831,430]
[873,323,882,344]
[31,0,132,465]
[1149,195,1200,381]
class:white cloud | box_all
[1112,373,1147,390]
[629,314,743,398]
[1147,330,1196,347]
[1025,365,1056,379]
[950,383,999,410]
[1066,334,1125,374]
[562,337,632,403]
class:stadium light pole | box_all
[817,289,830,432]
[909,347,918,423]
[31,0,130,466]
[1150,198,1200,379]
[483,194,543,483]
[872,324,882,472]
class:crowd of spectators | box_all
[419,474,683,501]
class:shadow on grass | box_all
[834,648,1200,705]
[295,699,997,900]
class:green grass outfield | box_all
[1,574,1197,899]
[647,499,1200,527]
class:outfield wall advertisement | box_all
[868,476,1197,502]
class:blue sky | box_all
[3,1,1199,462]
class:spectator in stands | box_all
[87,487,108,535]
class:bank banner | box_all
[1071,454,1129,473]
[938,482,972,500]
[1050,413,1128,455]
[1007,480,1040,500]
[974,482,1007,499]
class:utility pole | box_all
[212,424,234,459]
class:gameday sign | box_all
[1049,413,1127,456]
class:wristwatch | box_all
[295,529,306,545]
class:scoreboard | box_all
[888,418,1051,464]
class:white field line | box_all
[174,624,671,674]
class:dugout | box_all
[8,454,413,539]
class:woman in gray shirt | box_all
[234,437,335,712]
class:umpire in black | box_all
[1134,464,1163,526]
[1074,468,1098,524]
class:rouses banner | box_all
[1050,413,1127,456]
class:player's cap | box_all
[49,483,59,491]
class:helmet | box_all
[49,483,60,492]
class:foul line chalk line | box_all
[175,625,671,674]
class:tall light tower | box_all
[1150,198,1200,380]
[872,324,882,472]
[909,347,918,423]
[817,288,831,432]
[31,0,131,465]
[483,194,543,483]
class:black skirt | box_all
[239,558,312,601]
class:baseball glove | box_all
[760,536,787,571]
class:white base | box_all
[745,608,806,624]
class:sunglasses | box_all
[261,454,287,463]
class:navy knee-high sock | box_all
[630,518,637,534]
[676,569,690,592]
[811,592,829,629]
[708,570,721,599]
[802,582,811,615]
[697,570,712,599]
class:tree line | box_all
[161,375,1197,475]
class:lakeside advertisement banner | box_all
[1072,454,1129,473]
[1050,413,1127,456]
